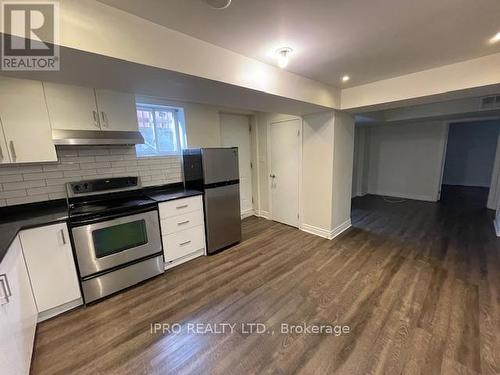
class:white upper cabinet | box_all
[0,77,57,163]
[43,82,101,131]
[20,223,81,314]
[0,117,9,164]
[43,83,139,132]
[95,89,139,132]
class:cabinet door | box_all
[0,116,11,163]
[43,82,101,131]
[0,236,37,375]
[0,77,57,163]
[20,223,81,312]
[95,89,139,131]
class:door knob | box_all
[270,174,276,178]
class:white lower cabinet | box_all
[0,236,38,375]
[160,196,206,269]
[20,223,82,320]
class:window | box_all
[135,104,186,157]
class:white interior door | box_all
[270,119,300,227]
[220,113,253,216]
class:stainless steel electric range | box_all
[66,176,163,303]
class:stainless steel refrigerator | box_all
[183,148,242,254]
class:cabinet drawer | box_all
[163,225,205,262]
[159,196,202,219]
[161,210,204,235]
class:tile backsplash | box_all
[0,146,182,207]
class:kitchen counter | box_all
[0,200,69,264]
[144,185,203,203]
[0,184,203,264]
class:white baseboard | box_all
[255,210,271,220]
[495,218,500,237]
[330,219,352,239]
[301,224,332,239]
[368,190,437,202]
[241,208,255,219]
[38,298,83,322]
[301,219,352,240]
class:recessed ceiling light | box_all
[276,47,293,69]
[203,0,232,10]
[489,32,500,44]
[342,75,350,83]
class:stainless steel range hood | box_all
[52,129,144,146]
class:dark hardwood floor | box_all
[31,187,500,374]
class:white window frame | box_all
[135,103,186,157]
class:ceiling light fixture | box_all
[203,0,232,10]
[276,47,293,69]
[489,32,500,44]
[342,75,350,83]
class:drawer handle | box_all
[177,220,190,226]
[58,228,66,245]
[0,274,12,305]
[179,240,191,246]
[176,204,188,209]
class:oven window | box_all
[92,220,148,258]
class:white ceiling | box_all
[98,0,500,88]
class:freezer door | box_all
[202,148,239,184]
[204,183,241,253]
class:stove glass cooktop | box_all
[69,196,156,220]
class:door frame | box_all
[438,117,500,207]
[219,111,255,218]
[436,122,450,201]
[267,116,303,228]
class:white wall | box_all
[300,111,354,238]
[331,112,355,230]
[254,110,354,238]
[443,120,500,187]
[33,0,340,109]
[302,112,335,231]
[253,112,299,217]
[137,96,221,148]
[364,121,448,201]
[341,53,500,110]
[352,126,369,197]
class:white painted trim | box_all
[330,219,352,239]
[241,208,254,219]
[494,218,500,237]
[255,210,271,220]
[37,298,83,322]
[267,116,303,227]
[301,219,352,240]
[436,122,450,201]
[368,190,437,202]
[487,131,500,210]
[300,224,333,239]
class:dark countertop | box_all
[144,185,203,203]
[0,200,69,264]
[146,188,203,203]
[0,184,203,264]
